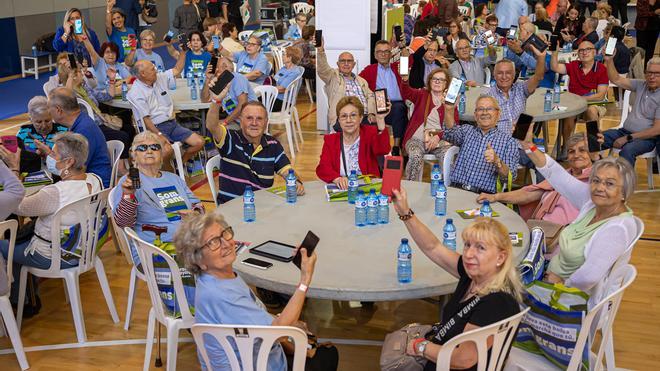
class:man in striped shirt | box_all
[206,100,305,204]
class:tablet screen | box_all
[251,241,296,260]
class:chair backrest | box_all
[191,323,308,371]
[484,67,491,85]
[107,186,139,268]
[618,89,632,127]
[171,142,187,182]
[0,220,18,292]
[458,5,470,17]
[47,188,110,274]
[270,46,285,71]
[435,307,530,371]
[410,3,419,18]
[292,2,314,15]
[77,98,95,120]
[537,30,552,40]
[443,146,459,184]
[43,78,58,95]
[106,140,124,189]
[205,155,222,207]
[238,30,253,43]
[253,85,278,119]
[124,227,194,325]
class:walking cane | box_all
[155,323,163,367]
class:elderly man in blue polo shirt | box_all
[46,87,112,187]
[205,100,305,204]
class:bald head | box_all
[519,22,536,40]
[134,59,157,85]
[48,87,79,113]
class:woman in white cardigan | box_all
[521,140,637,299]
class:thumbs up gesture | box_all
[484,143,497,164]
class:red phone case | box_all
[381,155,403,196]
[1,136,18,153]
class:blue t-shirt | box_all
[184,50,212,76]
[284,24,302,40]
[222,72,257,115]
[233,51,271,85]
[109,27,137,62]
[94,59,131,90]
[274,65,303,100]
[194,273,287,371]
[70,112,112,188]
[136,49,165,71]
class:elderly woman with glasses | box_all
[521,140,637,304]
[316,97,391,189]
[175,213,330,371]
[219,35,272,85]
[283,12,308,40]
[124,29,165,70]
[111,131,204,246]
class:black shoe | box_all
[11,296,41,319]
[256,288,284,309]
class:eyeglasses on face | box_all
[134,143,162,152]
[645,70,660,78]
[339,112,361,121]
[431,77,447,83]
[577,47,595,54]
[375,49,391,55]
[202,226,235,251]
[246,42,260,47]
[338,59,355,64]
[590,177,620,190]
[475,107,499,113]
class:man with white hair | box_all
[505,22,542,76]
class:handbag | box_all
[99,112,123,131]
[380,323,432,371]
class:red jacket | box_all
[359,62,404,96]
[316,125,391,183]
[400,81,459,149]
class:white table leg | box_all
[35,56,39,79]
[21,57,26,78]
[48,54,54,71]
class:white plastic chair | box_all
[238,30,253,43]
[77,98,95,120]
[16,189,119,343]
[43,77,59,95]
[107,140,124,189]
[505,264,638,371]
[292,2,314,15]
[608,90,659,190]
[484,67,491,85]
[205,154,222,206]
[443,146,459,185]
[268,75,304,158]
[192,323,308,371]
[435,307,530,370]
[124,227,195,371]
[271,46,285,71]
[537,30,553,40]
[458,5,470,17]
[410,3,419,19]
[254,85,279,119]
[0,220,29,370]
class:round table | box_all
[104,78,211,111]
[225,181,530,302]
[460,86,588,122]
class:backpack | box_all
[34,32,56,53]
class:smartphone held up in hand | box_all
[399,56,409,76]
[444,78,463,105]
[374,89,389,114]
[129,166,141,189]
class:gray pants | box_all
[405,138,451,181]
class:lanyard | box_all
[340,132,349,177]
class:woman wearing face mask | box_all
[105,1,137,63]
[0,133,103,306]
[82,39,132,91]
[167,30,213,77]
[53,8,101,66]
[124,29,166,70]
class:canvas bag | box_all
[517,227,547,285]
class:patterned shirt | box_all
[343,75,369,114]
[16,123,68,153]
[444,124,520,193]
[340,138,361,177]
[214,126,292,204]
[487,81,531,134]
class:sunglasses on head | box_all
[134,143,162,152]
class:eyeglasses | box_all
[202,226,235,251]
[488,23,498,27]
[475,107,499,113]
[338,59,355,64]
[577,47,595,54]
[456,46,471,51]
[246,42,260,47]
[375,50,391,55]
[427,48,439,53]
[590,177,620,190]
[339,112,361,121]
[431,77,446,83]
[134,143,162,152]
[646,71,660,77]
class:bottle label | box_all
[243,195,254,204]
[398,252,411,261]
[286,179,296,187]
[431,173,441,181]
[368,199,378,207]
[356,200,367,209]
[443,231,456,240]
[435,191,447,199]
[379,198,388,206]
[348,180,357,188]
[481,210,492,217]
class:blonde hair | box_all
[462,218,523,302]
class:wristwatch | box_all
[416,340,429,356]
[626,134,633,142]
[398,209,415,221]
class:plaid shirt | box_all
[343,75,369,114]
[487,81,531,134]
[444,124,520,193]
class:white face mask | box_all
[46,155,60,176]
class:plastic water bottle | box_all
[544,90,552,112]
[168,76,177,90]
[243,186,256,222]
[285,169,297,203]
[460,74,467,93]
[31,45,37,56]
[186,68,193,86]
[190,79,198,100]
[355,190,367,227]
[480,200,493,217]
[443,218,457,251]
[347,170,358,204]
[367,189,379,225]
[121,82,128,101]
[553,82,561,104]
[434,180,447,216]
[430,163,441,197]
[397,238,412,283]
[378,194,389,224]
[458,92,466,115]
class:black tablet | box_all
[250,240,297,262]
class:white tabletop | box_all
[459,86,588,122]
[224,180,530,301]
[104,78,211,111]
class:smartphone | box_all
[178,33,189,49]
[315,30,322,48]
[164,30,174,43]
[129,166,141,189]
[550,35,559,51]
[210,70,235,95]
[67,53,78,69]
[586,121,601,152]
[212,35,220,50]
[399,56,409,76]
[445,78,463,105]
[374,89,389,114]
[1,136,18,153]
[507,26,517,40]
[512,114,533,141]
[74,19,83,35]
[292,231,320,269]
[209,55,219,74]
[605,37,617,56]
[381,155,403,196]
[484,30,496,45]
[241,258,273,270]
[522,33,548,53]
[393,25,403,42]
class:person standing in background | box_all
[608,0,629,24]
[635,0,660,67]
[222,0,245,32]
[114,0,142,32]
[173,0,203,37]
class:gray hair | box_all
[494,58,516,72]
[174,212,230,275]
[48,87,80,112]
[590,157,636,201]
[131,131,161,152]
[647,57,660,69]
[53,132,88,172]
[28,96,49,118]
[585,17,598,30]
[566,133,587,149]
[140,29,156,40]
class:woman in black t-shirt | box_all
[391,188,523,371]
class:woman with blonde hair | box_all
[390,187,522,370]
[53,8,101,66]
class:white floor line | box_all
[0,122,29,133]
[0,336,381,355]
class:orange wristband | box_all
[530,145,538,152]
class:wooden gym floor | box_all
[0,94,658,370]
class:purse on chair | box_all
[380,323,432,371]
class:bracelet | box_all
[298,283,308,293]
[411,338,424,352]
[296,179,304,186]
[398,209,414,221]
[529,144,538,152]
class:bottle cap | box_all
[401,238,408,244]
[358,189,365,195]
[446,218,453,224]
[432,163,439,168]
[245,185,252,191]
[483,200,489,205]
[350,169,356,174]
[369,189,376,194]
[289,169,294,174]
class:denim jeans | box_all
[602,128,657,166]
